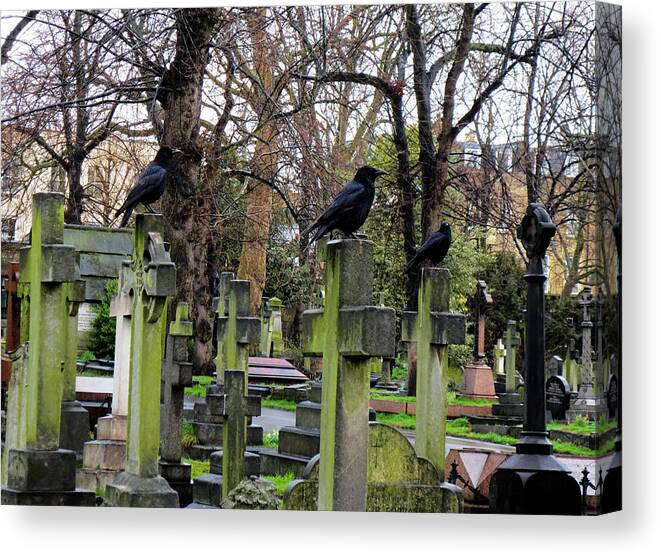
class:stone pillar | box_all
[505,321,520,394]
[460,280,497,399]
[268,297,284,357]
[302,239,396,511]
[77,266,132,491]
[1,346,28,485]
[159,302,194,506]
[105,214,178,508]
[259,296,272,356]
[1,193,94,506]
[489,203,580,515]
[401,268,465,476]
[207,369,261,499]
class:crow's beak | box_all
[171,148,183,154]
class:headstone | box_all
[105,214,178,508]
[566,289,608,421]
[268,297,284,357]
[207,368,261,500]
[546,375,571,421]
[494,339,506,376]
[492,321,524,419]
[77,266,132,492]
[401,267,465,475]
[259,296,272,356]
[490,203,580,515]
[460,280,497,400]
[1,345,28,486]
[547,355,563,378]
[1,193,95,506]
[300,238,396,511]
[283,423,462,513]
[159,302,194,506]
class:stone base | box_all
[59,400,91,458]
[1,486,96,506]
[460,362,498,399]
[259,448,312,478]
[8,448,76,491]
[191,423,263,450]
[491,393,524,418]
[96,414,127,441]
[105,472,179,508]
[192,452,260,507]
[186,444,220,461]
[81,439,126,470]
[159,460,193,508]
[76,467,121,494]
[468,415,522,436]
[278,426,320,458]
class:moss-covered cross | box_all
[401,268,465,476]
[301,239,396,511]
[504,320,521,394]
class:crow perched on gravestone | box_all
[406,221,452,271]
[302,165,386,248]
[115,146,181,227]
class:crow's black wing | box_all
[303,179,365,236]
[406,231,445,270]
[115,164,167,216]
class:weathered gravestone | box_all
[207,368,261,500]
[460,280,497,399]
[77,264,132,491]
[493,338,507,392]
[1,262,21,401]
[566,289,608,421]
[546,375,572,421]
[268,297,284,357]
[159,302,194,506]
[190,274,262,460]
[1,193,94,506]
[259,296,272,356]
[298,238,396,511]
[401,267,465,475]
[490,203,580,515]
[283,423,462,513]
[105,214,178,508]
[547,355,563,378]
[1,345,28,486]
[492,320,523,418]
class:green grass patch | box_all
[370,392,417,403]
[262,398,297,411]
[369,391,495,407]
[79,369,112,378]
[185,375,214,398]
[181,421,198,449]
[263,429,279,448]
[375,412,417,429]
[262,472,296,496]
[548,416,616,435]
[182,458,210,480]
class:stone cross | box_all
[401,268,465,476]
[207,368,261,499]
[105,214,178,507]
[2,193,94,505]
[259,296,272,356]
[578,289,595,389]
[160,302,193,463]
[469,279,493,361]
[302,239,395,511]
[504,320,520,394]
[268,297,284,357]
[494,339,506,376]
[216,275,260,388]
[594,289,605,392]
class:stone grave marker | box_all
[607,374,618,420]
[401,267,465,475]
[268,297,284,357]
[159,302,194,506]
[492,320,523,418]
[546,375,572,421]
[105,214,178,508]
[547,355,563,378]
[1,193,94,506]
[207,368,261,500]
[259,296,272,356]
[300,238,396,511]
[460,280,497,399]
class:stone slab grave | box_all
[566,289,609,422]
[189,273,262,460]
[460,280,497,400]
[105,214,179,508]
[1,193,94,506]
[283,423,462,513]
[446,448,508,512]
[77,263,132,492]
[260,381,323,477]
[248,356,307,384]
[159,302,194,507]
[189,368,261,508]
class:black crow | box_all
[115,146,181,227]
[406,222,452,271]
[303,165,386,248]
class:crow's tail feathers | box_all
[405,254,421,272]
[301,223,327,254]
[119,206,134,228]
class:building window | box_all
[1,218,16,241]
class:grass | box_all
[263,429,279,448]
[548,416,617,435]
[375,412,417,429]
[79,369,112,378]
[369,391,495,407]
[181,421,198,449]
[182,458,210,480]
[184,375,214,398]
[262,472,296,496]
[262,398,297,411]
